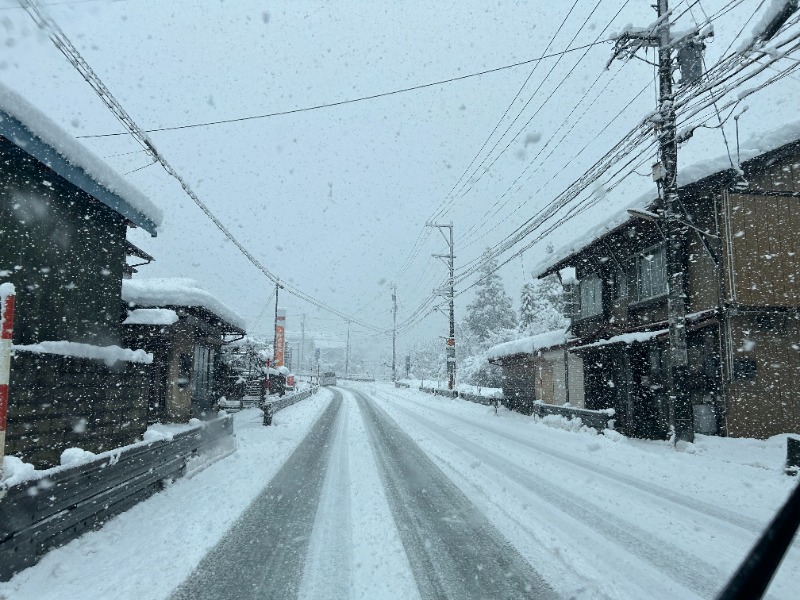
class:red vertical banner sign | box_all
[0,283,16,477]
[274,309,286,368]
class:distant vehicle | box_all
[320,371,337,386]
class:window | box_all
[629,245,667,303]
[614,268,628,300]
[579,274,603,319]
[639,245,667,300]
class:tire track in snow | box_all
[298,390,353,600]
[382,397,726,599]
[171,394,342,600]
[375,387,764,533]
[352,389,558,600]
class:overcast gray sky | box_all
[1,0,795,362]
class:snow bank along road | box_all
[172,387,556,600]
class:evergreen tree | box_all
[464,249,517,342]
[518,274,568,335]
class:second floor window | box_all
[579,274,603,319]
[636,245,668,301]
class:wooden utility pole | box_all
[428,222,456,390]
[391,285,397,381]
[609,0,694,441]
[300,314,306,374]
[656,0,692,443]
[345,319,351,379]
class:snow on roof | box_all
[122,278,246,332]
[0,82,162,234]
[535,118,800,278]
[123,308,179,326]
[487,329,568,361]
[573,328,669,351]
[13,340,153,366]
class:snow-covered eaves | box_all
[573,328,669,351]
[487,329,568,362]
[13,340,153,366]
[0,83,162,235]
[535,120,800,279]
[122,278,246,333]
[123,308,179,326]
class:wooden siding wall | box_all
[5,354,148,468]
[725,313,800,438]
[723,192,800,307]
[686,230,720,313]
[0,139,127,346]
[498,357,535,410]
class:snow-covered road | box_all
[357,383,800,600]
[172,388,554,599]
[2,382,798,600]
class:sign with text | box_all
[274,309,286,367]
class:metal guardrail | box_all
[261,387,318,425]
[0,414,234,582]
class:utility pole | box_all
[345,319,351,379]
[300,314,306,374]
[427,222,456,390]
[610,0,693,442]
[391,285,397,381]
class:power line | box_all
[432,0,619,224]
[393,4,800,338]
[383,0,618,306]
[76,39,612,139]
[21,0,387,333]
[425,0,587,225]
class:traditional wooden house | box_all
[121,278,246,422]
[0,84,163,467]
[487,330,585,412]
[537,134,800,440]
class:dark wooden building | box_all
[538,138,800,440]
[121,278,246,422]
[0,88,162,467]
[487,330,585,412]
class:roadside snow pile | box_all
[123,308,179,326]
[0,82,162,227]
[122,278,246,331]
[486,329,567,360]
[12,341,152,366]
